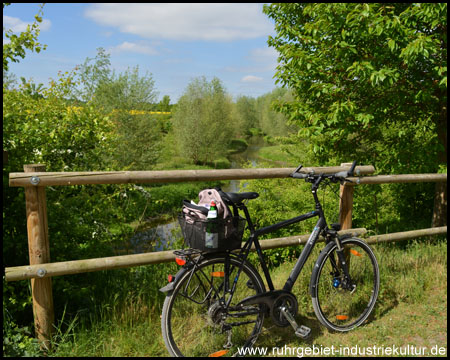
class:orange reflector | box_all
[210,271,225,277]
[350,249,362,257]
[336,315,348,321]
[175,258,186,266]
[209,349,229,357]
[168,274,174,282]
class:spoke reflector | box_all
[336,315,348,321]
[350,249,362,257]
[210,271,225,277]
[209,349,229,357]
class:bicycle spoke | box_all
[162,256,264,357]
[312,239,379,331]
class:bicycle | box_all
[160,161,380,357]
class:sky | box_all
[3,3,280,103]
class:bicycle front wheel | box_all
[161,254,265,357]
[311,237,379,332]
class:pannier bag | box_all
[178,189,246,252]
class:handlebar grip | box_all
[335,161,357,179]
[334,171,348,178]
[289,164,303,178]
[292,172,308,179]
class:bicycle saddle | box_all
[220,191,259,205]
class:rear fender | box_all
[159,252,241,295]
[159,266,191,295]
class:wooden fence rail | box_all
[9,165,376,187]
[5,163,447,349]
[6,226,448,282]
[5,228,367,282]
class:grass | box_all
[46,237,447,357]
[257,143,313,168]
[255,238,447,357]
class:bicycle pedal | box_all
[246,280,255,290]
[295,325,311,339]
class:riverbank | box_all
[116,136,268,254]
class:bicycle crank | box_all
[280,307,311,339]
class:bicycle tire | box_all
[161,254,265,357]
[310,237,380,332]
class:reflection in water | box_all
[123,137,265,254]
[224,136,265,192]
[115,221,182,255]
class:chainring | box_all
[270,293,298,327]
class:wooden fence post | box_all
[24,164,54,350]
[339,163,355,267]
[339,163,355,230]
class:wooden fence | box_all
[5,163,447,349]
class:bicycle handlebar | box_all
[290,160,357,183]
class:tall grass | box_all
[46,238,446,357]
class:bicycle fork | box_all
[330,235,356,292]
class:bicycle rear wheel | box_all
[161,254,265,357]
[311,238,379,332]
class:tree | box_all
[257,88,296,137]
[264,3,447,226]
[3,3,47,71]
[68,48,162,169]
[159,95,171,112]
[3,69,17,89]
[234,95,258,136]
[93,65,158,112]
[3,73,118,336]
[172,77,234,164]
[93,65,161,169]
[74,47,111,103]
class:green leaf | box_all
[388,39,396,51]
[376,25,383,36]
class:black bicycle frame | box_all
[237,183,329,294]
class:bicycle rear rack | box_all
[173,248,203,264]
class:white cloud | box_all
[241,75,263,83]
[249,47,278,61]
[109,41,159,56]
[248,47,278,70]
[85,3,273,41]
[3,15,51,33]
[223,46,278,74]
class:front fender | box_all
[310,241,335,297]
